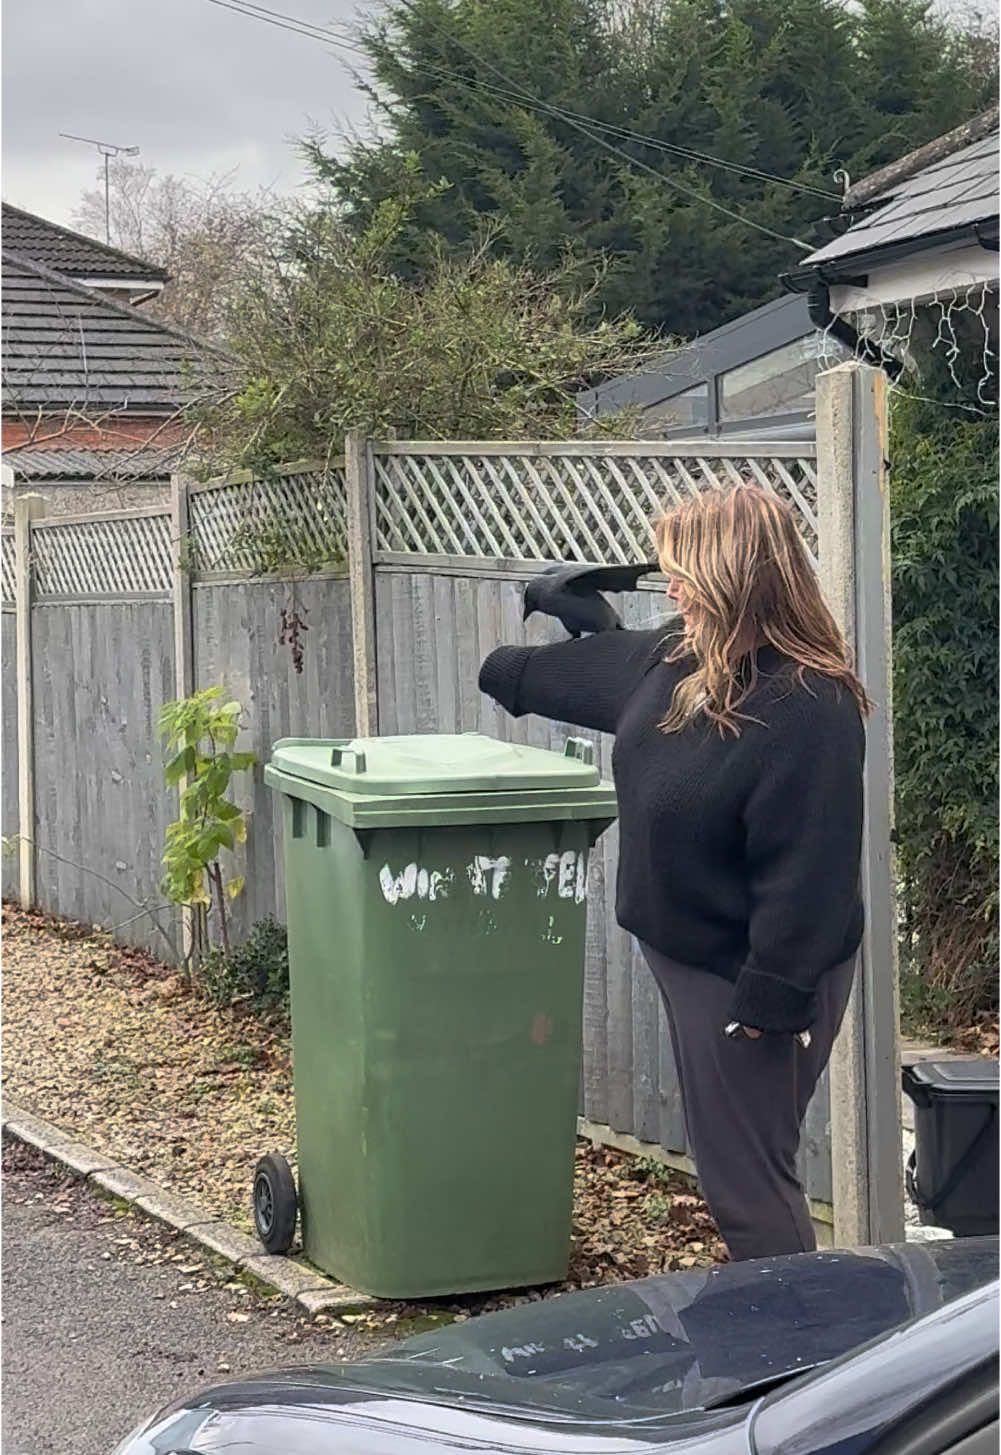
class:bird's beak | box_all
[522,604,533,622]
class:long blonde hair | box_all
[655,486,870,736]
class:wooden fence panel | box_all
[30,600,179,959]
[192,575,355,939]
[7,435,842,1213]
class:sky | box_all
[2,0,378,229]
[2,0,980,233]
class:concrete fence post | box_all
[817,360,905,1247]
[14,492,45,910]
[170,473,197,963]
[345,432,379,736]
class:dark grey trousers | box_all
[639,944,856,1262]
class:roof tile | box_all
[2,445,178,481]
[2,203,167,282]
[804,130,999,268]
[2,250,232,414]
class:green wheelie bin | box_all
[259,732,616,1298]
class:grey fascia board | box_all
[657,411,816,443]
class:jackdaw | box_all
[522,561,660,638]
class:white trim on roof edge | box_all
[75,277,165,293]
[830,240,998,314]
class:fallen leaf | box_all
[4,903,726,1335]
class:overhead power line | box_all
[414,62,838,201]
[208,0,363,50]
[390,1,838,201]
[209,0,838,201]
[390,0,814,250]
[207,0,831,244]
[206,0,372,58]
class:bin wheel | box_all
[253,1153,297,1253]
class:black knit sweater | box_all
[479,629,865,1033]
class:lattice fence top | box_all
[1,531,14,605]
[7,442,820,599]
[189,463,347,574]
[371,444,819,567]
[32,512,173,596]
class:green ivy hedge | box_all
[890,391,999,1032]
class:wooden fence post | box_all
[345,432,379,736]
[171,474,195,702]
[14,492,44,910]
[170,473,196,962]
[817,361,905,1247]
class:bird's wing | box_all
[564,561,660,593]
[526,561,658,620]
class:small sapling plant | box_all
[159,687,255,961]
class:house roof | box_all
[803,115,999,270]
[581,294,813,414]
[1,445,178,481]
[2,203,168,284]
[2,250,231,415]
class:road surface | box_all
[1,1139,390,1455]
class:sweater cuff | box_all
[730,966,817,1034]
[479,646,532,717]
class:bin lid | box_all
[271,734,601,796]
[904,1059,999,1097]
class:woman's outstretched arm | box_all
[479,628,670,735]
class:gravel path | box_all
[4,897,956,1320]
[1,904,727,1328]
[2,905,295,1235]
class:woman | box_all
[478,486,868,1262]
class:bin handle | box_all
[564,737,595,767]
[330,746,367,774]
[901,1065,933,1110]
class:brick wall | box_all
[2,416,188,451]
